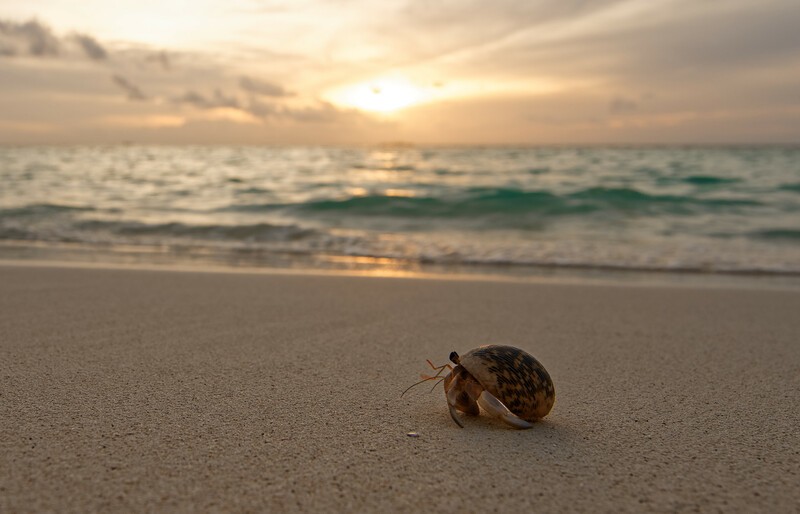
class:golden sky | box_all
[1,0,799,144]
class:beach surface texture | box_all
[1,264,798,512]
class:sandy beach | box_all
[1,263,798,512]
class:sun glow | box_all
[329,77,432,113]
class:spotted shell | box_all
[458,345,555,421]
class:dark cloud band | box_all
[112,75,147,101]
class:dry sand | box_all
[1,263,798,512]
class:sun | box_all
[329,77,431,113]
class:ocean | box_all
[1,145,799,279]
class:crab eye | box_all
[449,351,460,364]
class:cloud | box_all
[73,34,108,60]
[175,89,360,125]
[0,41,14,57]
[0,19,60,57]
[211,89,240,109]
[247,99,278,118]
[247,98,361,124]
[112,74,147,100]
[609,96,638,114]
[239,76,291,97]
[283,101,353,123]
[175,89,240,110]
[0,19,108,61]
[176,90,207,107]
[146,50,170,70]
[357,1,625,65]
[441,0,800,90]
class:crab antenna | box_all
[401,375,445,397]
[428,376,446,392]
[401,359,453,397]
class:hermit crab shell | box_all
[459,345,555,421]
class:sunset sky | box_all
[1,0,799,145]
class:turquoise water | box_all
[1,145,799,275]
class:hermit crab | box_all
[403,345,555,429]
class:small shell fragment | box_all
[406,431,420,438]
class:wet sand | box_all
[1,263,798,512]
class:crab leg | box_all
[477,391,534,429]
[425,360,453,378]
[445,373,466,428]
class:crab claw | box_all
[477,391,534,429]
[448,403,465,428]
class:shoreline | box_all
[3,240,800,292]
[2,256,799,293]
